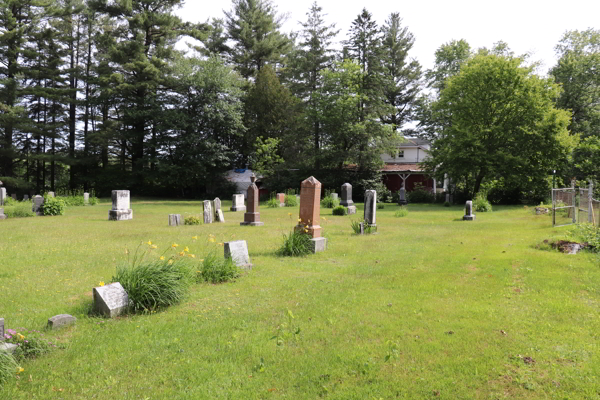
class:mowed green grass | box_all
[0,200,598,399]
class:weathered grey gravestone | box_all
[230,194,246,212]
[364,190,377,228]
[463,201,476,221]
[0,317,4,340]
[224,240,252,269]
[32,195,44,216]
[23,194,29,201]
[11,194,16,200]
[168,214,181,226]
[445,193,450,203]
[398,188,407,205]
[340,183,356,214]
[240,174,264,226]
[47,314,77,330]
[214,197,221,213]
[0,187,5,206]
[93,282,129,318]
[216,209,225,223]
[83,192,89,204]
[0,208,5,220]
[203,200,213,224]
[214,198,224,222]
[331,193,338,201]
[108,190,133,221]
[47,192,55,198]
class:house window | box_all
[398,150,404,158]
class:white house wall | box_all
[381,147,430,164]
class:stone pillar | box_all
[340,183,356,214]
[463,200,476,221]
[297,176,326,252]
[203,200,213,224]
[240,174,264,226]
[168,214,181,226]
[32,195,44,216]
[230,194,246,212]
[108,190,133,220]
[0,187,5,206]
[364,190,377,227]
[277,193,285,207]
[83,192,89,204]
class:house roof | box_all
[399,138,430,148]
[380,163,425,173]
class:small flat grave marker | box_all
[48,314,77,330]
[93,282,129,318]
[224,240,252,269]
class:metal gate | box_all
[552,187,577,227]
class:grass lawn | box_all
[0,200,598,399]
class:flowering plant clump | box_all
[4,327,54,361]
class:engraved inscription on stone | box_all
[224,240,252,268]
[93,282,129,318]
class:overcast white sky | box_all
[175,0,599,75]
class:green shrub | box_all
[43,195,66,216]
[62,195,85,206]
[88,196,99,205]
[197,252,240,283]
[407,183,435,203]
[267,197,280,208]
[473,193,492,212]
[184,215,202,225]
[0,350,19,386]
[284,194,297,207]
[2,196,16,206]
[332,205,347,216]
[443,201,451,207]
[395,207,408,217]
[321,194,339,208]
[4,203,35,218]
[113,256,195,313]
[575,223,600,251]
[377,204,384,210]
[277,229,312,256]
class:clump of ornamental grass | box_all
[277,225,313,257]
[184,215,202,225]
[267,197,280,208]
[197,252,239,284]
[350,219,375,235]
[395,207,408,217]
[113,242,196,313]
[0,350,19,386]
[332,205,347,216]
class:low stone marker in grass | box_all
[0,208,5,220]
[340,183,356,215]
[297,176,326,253]
[364,190,377,228]
[108,190,133,221]
[48,314,77,330]
[169,214,181,226]
[84,192,89,204]
[230,194,246,212]
[93,282,129,318]
[463,200,476,221]
[23,194,29,201]
[32,195,44,216]
[224,240,252,269]
[203,200,213,224]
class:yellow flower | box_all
[146,241,152,245]
[209,237,215,243]
[199,259,204,262]
[188,254,196,258]
[184,246,189,252]
[304,229,309,233]
[168,259,173,265]
[160,256,165,260]
[218,242,224,246]
[179,251,185,256]
[288,212,292,216]
[297,218,302,222]
[99,281,105,287]
[171,243,179,248]
[17,334,25,340]
[151,245,158,249]
[192,236,198,240]
[17,367,24,374]
[322,217,327,221]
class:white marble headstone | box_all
[93,282,129,318]
[224,240,252,269]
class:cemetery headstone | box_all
[11,194,16,200]
[331,193,338,201]
[93,282,129,318]
[108,190,133,220]
[47,192,55,198]
[364,190,377,228]
[224,240,252,269]
[0,187,5,206]
[0,317,4,340]
[0,208,5,220]
[340,183,356,214]
[216,209,225,223]
[297,176,326,252]
[445,193,450,204]
[83,192,89,204]
[47,314,77,330]
[214,197,221,213]
[23,194,29,201]
[277,193,285,207]
[168,214,181,226]
[240,174,264,226]
[32,195,44,216]
[203,200,213,224]
[230,194,246,212]
[0,319,17,352]
[398,188,407,205]
[463,201,476,221]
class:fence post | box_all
[572,179,577,224]
[589,181,594,224]
[552,188,556,227]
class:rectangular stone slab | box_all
[310,237,327,253]
[230,194,246,212]
[108,209,133,221]
[111,190,130,210]
[364,190,377,226]
[203,200,213,224]
[169,214,181,226]
[48,314,77,330]
[32,195,44,216]
[93,282,129,318]
[83,193,89,204]
[0,188,5,206]
[224,240,252,268]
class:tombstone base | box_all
[310,237,327,253]
[398,200,408,205]
[109,209,133,221]
[279,203,285,207]
[340,200,354,207]
[0,214,5,220]
[230,205,246,212]
[463,215,476,221]
[0,342,18,354]
[346,205,356,215]
[240,221,264,226]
